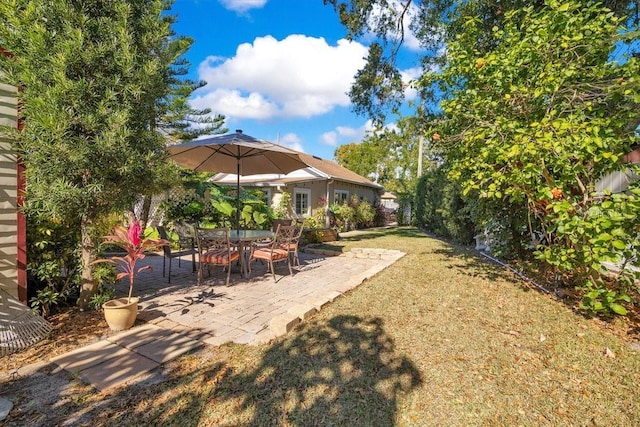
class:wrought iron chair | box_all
[248,224,295,280]
[195,227,240,286]
[156,225,197,283]
[279,220,304,266]
[255,219,293,247]
[271,218,294,232]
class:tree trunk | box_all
[77,217,98,310]
[139,194,152,229]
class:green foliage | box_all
[425,1,639,313]
[334,120,434,196]
[330,196,377,231]
[579,280,632,317]
[537,188,640,292]
[30,287,64,318]
[26,212,82,302]
[89,258,117,311]
[0,0,206,309]
[474,199,533,259]
[415,166,476,244]
[334,138,387,182]
[162,180,220,224]
[303,208,326,229]
[274,191,293,219]
[356,198,376,227]
[330,202,356,231]
[209,188,274,229]
[0,0,169,220]
[325,0,637,122]
[89,285,116,311]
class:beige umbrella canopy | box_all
[167,130,308,227]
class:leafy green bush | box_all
[373,204,387,227]
[161,183,219,224]
[330,202,356,231]
[89,285,116,311]
[303,208,326,229]
[25,213,82,307]
[356,199,376,228]
[87,246,119,310]
[415,166,476,244]
[210,188,274,229]
[424,2,639,315]
[579,280,632,317]
[274,191,293,219]
[330,195,378,231]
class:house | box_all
[211,153,384,224]
[380,192,399,211]
[596,145,640,194]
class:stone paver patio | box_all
[133,247,405,345]
[48,244,405,392]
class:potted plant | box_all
[93,220,169,331]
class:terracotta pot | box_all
[102,297,139,331]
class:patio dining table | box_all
[229,229,274,278]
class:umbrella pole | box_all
[236,161,241,230]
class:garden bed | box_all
[301,227,339,244]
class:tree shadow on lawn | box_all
[212,314,424,426]
[338,226,429,243]
[432,244,521,286]
[3,315,421,425]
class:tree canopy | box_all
[0,0,223,308]
[427,1,639,314]
[325,0,639,122]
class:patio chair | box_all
[248,224,295,280]
[281,220,304,266]
[195,227,240,286]
[272,218,294,232]
[252,219,294,252]
[157,225,197,284]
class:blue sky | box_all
[170,0,423,160]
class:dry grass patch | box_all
[2,227,639,426]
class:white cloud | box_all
[321,120,376,147]
[321,131,338,146]
[192,35,368,121]
[400,66,423,100]
[191,88,278,120]
[218,0,267,13]
[277,132,305,152]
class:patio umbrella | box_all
[167,130,308,228]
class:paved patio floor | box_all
[49,245,405,391]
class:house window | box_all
[334,190,349,204]
[294,188,311,216]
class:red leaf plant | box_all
[92,221,169,303]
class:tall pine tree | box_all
[0,0,222,308]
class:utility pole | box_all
[417,134,423,177]
[417,98,425,177]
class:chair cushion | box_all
[252,248,289,261]
[201,249,239,264]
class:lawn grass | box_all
[10,227,640,425]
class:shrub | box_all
[415,167,477,244]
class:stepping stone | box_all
[0,397,13,421]
[76,352,159,392]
